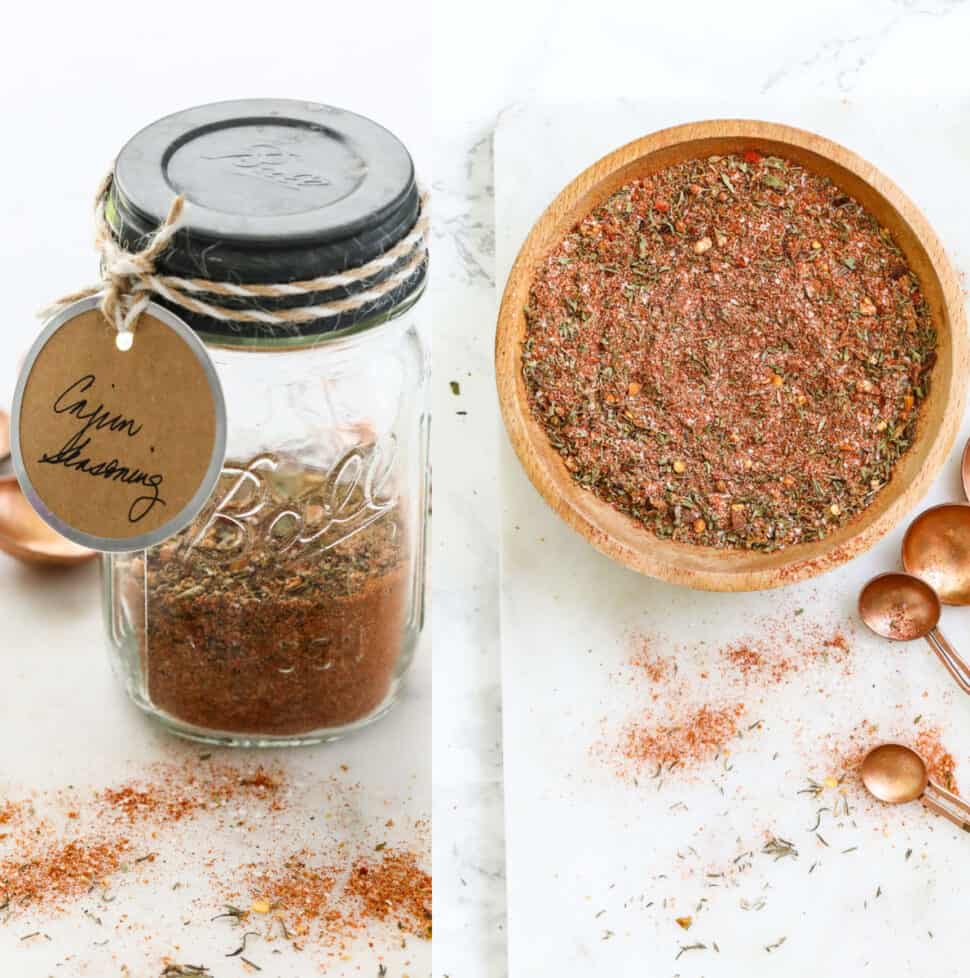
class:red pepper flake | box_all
[742,149,763,164]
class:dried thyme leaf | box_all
[212,904,248,923]
[226,931,260,957]
[762,836,798,861]
[676,942,707,959]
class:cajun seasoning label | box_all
[523,153,936,551]
[12,297,226,551]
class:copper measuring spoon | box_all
[961,438,970,501]
[858,572,970,693]
[902,503,970,605]
[861,743,970,830]
[0,411,95,567]
[0,409,9,464]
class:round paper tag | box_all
[11,296,226,552]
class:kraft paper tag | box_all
[12,297,226,552]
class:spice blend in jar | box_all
[523,152,936,551]
[120,451,409,736]
[100,100,429,744]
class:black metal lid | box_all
[108,99,425,341]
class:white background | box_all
[0,1,430,403]
[432,1,970,976]
[0,4,430,977]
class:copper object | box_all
[861,743,970,830]
[0,408,96,566]
[0,477,96,566]
[858,572,970,693]
[902,503,970,605]
[963,438,970,500]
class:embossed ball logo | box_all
[202,142,333,192]
[179,438,398,564]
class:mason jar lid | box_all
[108,99,426,343]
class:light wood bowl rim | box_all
[495,118,969,592]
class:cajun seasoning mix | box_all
[524,152,936,550]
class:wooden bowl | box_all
[496,119,968,591]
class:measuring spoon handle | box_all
[924,628,970,694]
[923,780,970,832]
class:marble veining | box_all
[432,5,970,975]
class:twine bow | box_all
[41,172,430,341]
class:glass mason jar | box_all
[100,100,429,745]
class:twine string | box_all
[40,174,430,338]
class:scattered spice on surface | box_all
[0,762,288,917]
[676,941,707,959]
[346,848,433,938]
[722,626,852,686]
[723,643,766,677]
[823,720,881,782]
[97,762,284,825]
[621,703,745,770]
[605,617,857,779]
[916,726,959,793]
[239,847,432,950]
[524,153,935,550]
[0,800,26,826]
[244,853,343,941]
[629,639,674,685]
[0,760,430,972]
[0,839,129,909]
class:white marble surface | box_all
[0,556,431,976]
[0,4,430,976]
[431,3,970,976]
[497,97,970,976]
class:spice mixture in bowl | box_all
[497,121,967,589]
[524,153,935,550]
